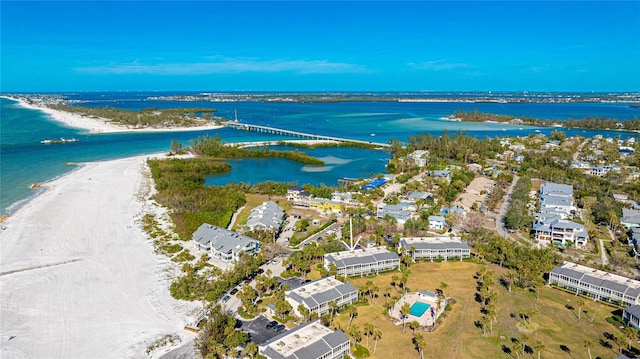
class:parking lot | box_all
[239,315,284,345]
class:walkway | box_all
[227,205,245,230]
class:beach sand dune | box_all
[0,156,198,358]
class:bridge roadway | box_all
[222,121,390,147]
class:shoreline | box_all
[0,153,200,358]
[1,95,224,134]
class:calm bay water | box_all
[1,93,638,214]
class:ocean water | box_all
[1,94,638,214]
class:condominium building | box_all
[398,236,470,261]
[193,224,260,262]
[285,276,357,317]
[259,320,351,359]
[532,218,588,247]
[323,246,400,277]
[246,201,285,232]
[549,262,640,306]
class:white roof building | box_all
[259,320,351,359]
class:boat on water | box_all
[40,137,79,145]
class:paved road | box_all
[496,174,519,239]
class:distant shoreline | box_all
[1,95,224,134]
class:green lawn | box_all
[333,261,636,359]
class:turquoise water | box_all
[410,301,431,317]
[2,93,638,214]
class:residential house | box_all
[246,201,285,232]
[398,236,470,261]
[193,224,260,262]
[323,247,400,277]
[376,202,414,223]
[287,186,312,206]
[331,192,353,204]
[428,215,446,231]
[259,320,351,359]
[532,218,588,247]
[549,262,640,306]
[466,163,483,173]
[630,228,640,258]
[430,170,451,183]
[408,150,429,167]
[309,199,342,214]
[285,276,357,317]
[622,208,640,229]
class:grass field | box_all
[333,261,637,359]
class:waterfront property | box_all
[548,262,640,306]
[323,246,400,277]
[192,224,260,263]
[285,276,358,317]
[623,305,640,330]
[246,200,285,232]
[389,290,445,327]
[398,236,470,261]
[286,186,312,206]
[259,320,351,359]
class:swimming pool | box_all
[409,301,431,317]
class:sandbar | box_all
[0,154,200,358]
[1,95,224,134]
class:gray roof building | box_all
[285,276,358,316]
[399,236,470,260]
[324,247,400,277]
[549,262,640,307]
[247,201,285,231]
[622,208,640,228]
[193,224,260,263]
[624,305,640,330]
[540,182,574,197]
[259,320,350,359]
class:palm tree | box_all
[624,326,638,350]
[438,281,448,299]
[328,300,338,325]
[584,339,594,359]
[576,298,585,319]
[519,333,529,356]
[370,284,379,306]
[414,333,425,359]
[391,275,400,291]
[348,324,361,345]
[506,270,517,292]
[372,328,382,354]
[347,305,358,326]
[408,320,420,334]
[364,323,374,348]
[298,304,310,322]
[589,303,602,322]
[244,342,258,359]
[401,302,411,333]
[532,340,544,359]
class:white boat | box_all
[370,133,376,137]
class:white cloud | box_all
[75,57,368,75]
[408,60,473,71]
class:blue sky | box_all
[2,1,639,92]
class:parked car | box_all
[266,320,278,329]
[230,288,239,295]
[274,324,286,332]
[222,295,231,303]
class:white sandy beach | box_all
[0,155,200,358]
[2,96,223,134]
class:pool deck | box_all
[390,292,445,327]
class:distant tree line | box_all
[52,104,218,128]
[454,109,640,131]
[190,135,325,166]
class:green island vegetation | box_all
[453,109,640,131]
[51,104,219,128]
[190,135,325,166]
[141,127,640,358]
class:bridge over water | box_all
[222,121,390,148]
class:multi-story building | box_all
[259,320,351,359]
[532,218,588,247]
[193,224,260,262]
[549,262,640,306]
[246,201,285,232]
[398,236,470,261]
[324,246,400,277]
[285,276,358,317]
[376,202,415,223]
